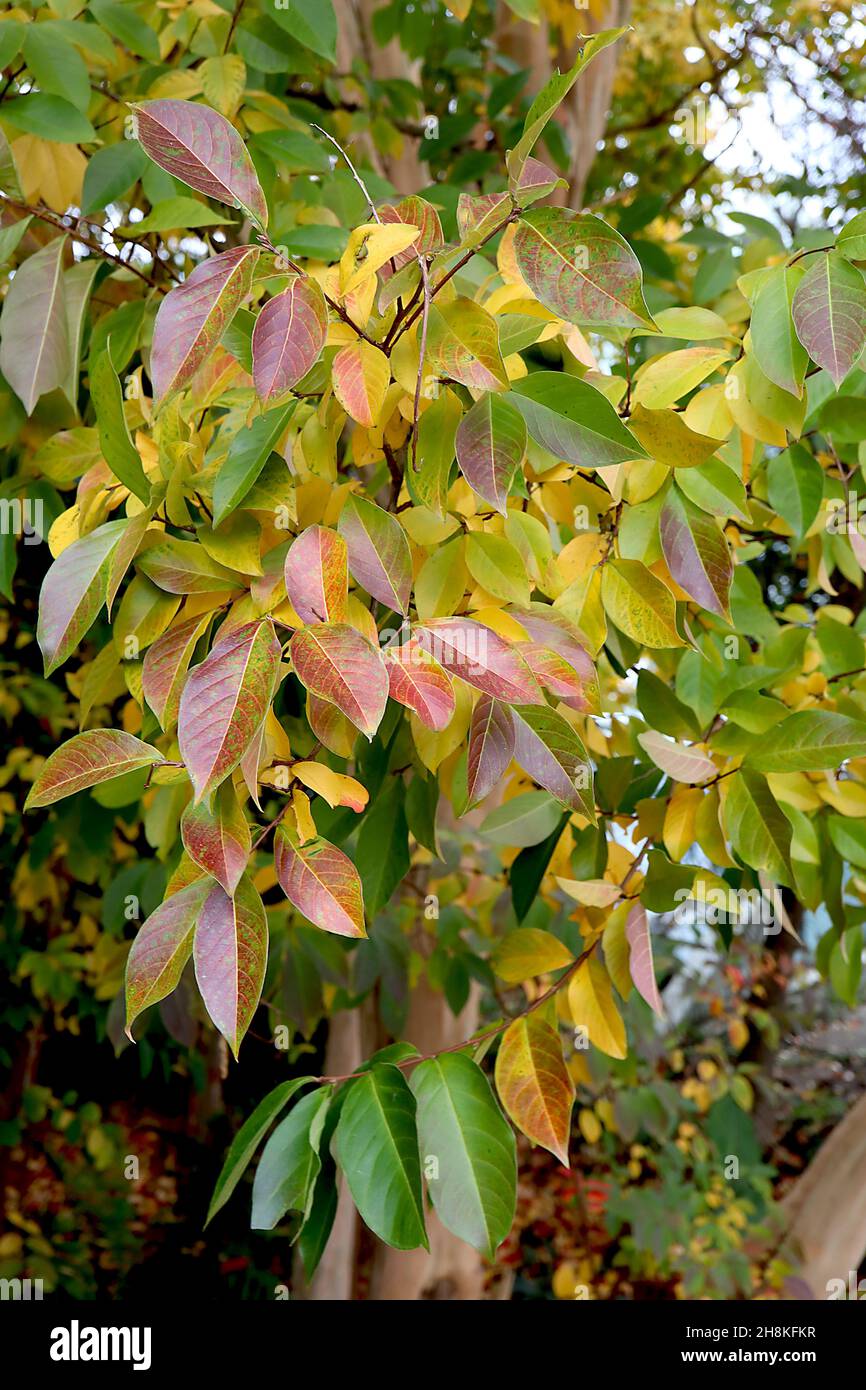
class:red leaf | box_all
[385,637,455,731]
[659,485,732,618]
[455,391,527,514]
[181,783,251,895]
[275,824,366,938]
[284,525,348,624]
[37,518,127,675]
[414,617,543,705]
[625,901,663,1017]
[467,695,515,806]
[142,611,211,729]
[512,607,599,713]
[518,643,593,713]
[337,493,412,615]
[332,341,390,428]
[252,276,328,402]
[511,704,595,818]
[290,623,388,738]
[378,196,443,279]
[150,246,259,402]
[178,619,282,802]
[132,99,268,228]
[125,879,210,1037]
[193,878,268,1057]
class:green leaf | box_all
[511,704,595,819]
[212,401,297,525]
[334,1063,428,1251]
[827,815,866,869]
[465,531,531,606]
[2,92,95,142]
[206,1077,316,1225]
[510,373,647,469]
[480,789,563,847]
[82,140,148,214]
[410,1053,517,1258]
[510,813,569,921]
[89,0,161,62]
[90,346,151,502]
[836,211,866,260]
[23,21,91,111]
[766,443,824,537]
[506,26,628,184]
[250,1086,332,1230]
[122,197,231,235]
[744,710,866,772]
[356,778,410,916]
[750,262,808,396]
[723,768,793,888]
[270,0,337,63]
[408,388,461,517]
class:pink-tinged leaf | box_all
[455,392,527,514]
[792,251,866,387]
[467,695,515,806]
[37,517,127,675]
[512,607,600,713]
[455,192,509,249]
[178,619,282,802]
[378,196,443,279]
[150,245,259,402]
[426,296,508,392]
[514,210,653,331]
[137,537,244,594]
[131,99,268,228]
[181,783,251,895]
[290,623,388,739]
[307,694,358,758]
[252,276,328,402]
[239,718,266,809]
[25,730,163,810]
[414,618,544,705]
[659,486,732,618]
[275,824,366,939]
[193,877,268,1058]
[0,235,69,414]
[515,156,566,206]
[284,525,348,624]
[337,493,412,615]
[142,611,211,730]
[125,878,210,1038]
[385,637,455,731]
[519,643,594,713]
[511,704,595,819]
[625,901,663,1017]
[332,340,390,427]
[637,730,716,785]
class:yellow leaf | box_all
[292,761,368,812]
[578,1108,602,1143]
[664,786,702,861]
[557,877,621,907]
[491,927,574,983]
[13,136,84,213]
[292,788,317,844]
[567,956,627,1059]
[340,223,420,296]
[200,54,247,116]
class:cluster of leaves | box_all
[5,10,866,1269]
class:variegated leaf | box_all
[275,824,366,938]
[150,245,259,402]
[25,730,162,809]
[178,619,282,802]
[284,525,348,624]
[290,622,388,738]
[252,276,328,402]
[193,877,268,1057]
[337,493,412,615]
